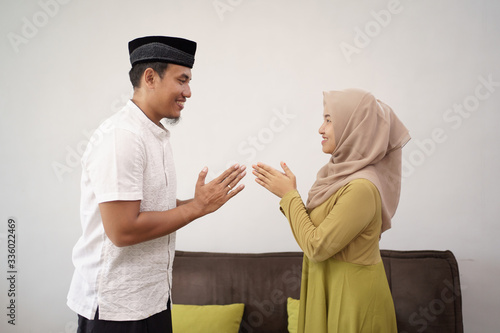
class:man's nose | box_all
[183,84,191,98]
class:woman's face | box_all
[319,113,336,154]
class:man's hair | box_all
[129,62,169,89]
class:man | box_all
[67,36,246,333]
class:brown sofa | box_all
[172,250,463,333]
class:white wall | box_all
[1,0,499,332]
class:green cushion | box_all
[287,297,300,333]
[172,303,245,333]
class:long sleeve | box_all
[279,180,379,263]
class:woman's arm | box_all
[280,181,377,262]
[253,163,377,262]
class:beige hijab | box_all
[306,88,410,233]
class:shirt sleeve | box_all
[279,181,378,262]
[83,127,145,203]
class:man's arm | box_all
[99,164,246,247]
[176,199,193,206]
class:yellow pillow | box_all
[172,303,245,333]
[287,297,300,333]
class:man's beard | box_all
[164,117,181,125]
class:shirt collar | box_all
[126,100,170,139]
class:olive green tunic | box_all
[280,179,397,333]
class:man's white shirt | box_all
[67,100,177,321]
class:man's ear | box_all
[142,68,156,89]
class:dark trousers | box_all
[77,301,172,333]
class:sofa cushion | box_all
[172,303,244,333]
[286,297,300,333]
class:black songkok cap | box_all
[128,36,197,68]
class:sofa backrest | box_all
[172,251,302,332]
[172,250,463,333]
[381,250,463,333]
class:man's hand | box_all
[99,164,246,247]
[191,164,246,216]
[252,162,296,198]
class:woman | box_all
[252,88,410,332]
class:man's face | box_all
[149,64,192,123]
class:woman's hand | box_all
[252,162,296,198]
